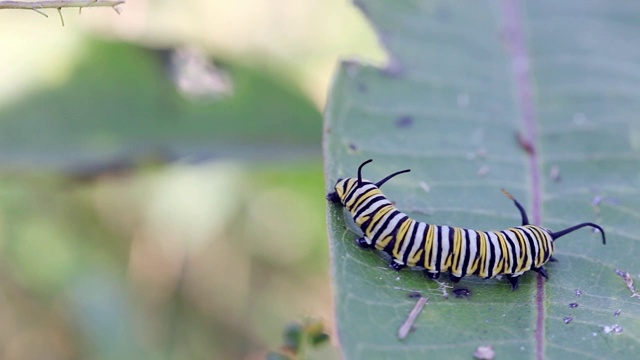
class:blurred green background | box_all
[0,1,384,358]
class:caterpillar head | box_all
[327,159,410,206]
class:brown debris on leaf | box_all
[615,269,640,299]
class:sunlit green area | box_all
[0,0,383,358]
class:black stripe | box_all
[504,230,519,274]
[353,194,386,219]
[371,210,403,242]
[460,228,472,277]
[520,227,537,271]
[447,226,455,271]
[497,230,510,274]
[470,230,481,276]
[529,226,548,264]
[420,223,430,267]
[385,216,409,255]
[402,220,419,264]
[368,207,396,234]
[341,180,353,203]
[486,232,497,278]
[434,226,443,271]
[361,201,388,233]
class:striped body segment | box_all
[327,160,606,290]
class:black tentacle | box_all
[501,189,529,225]
[550,222,606,244]
[375,169,411,188]
[357,159,373,186]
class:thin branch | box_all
[0,0,124,11]
[0,1,124,26]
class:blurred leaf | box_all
[283,323,304,352]
[266,351,295,360]
[324,0,640,359]
[0,40,321,171]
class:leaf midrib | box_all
[500,1,545,359]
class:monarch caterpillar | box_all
[327,159,606,290]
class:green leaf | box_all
[324,1,640,359]
[0,40,321,170]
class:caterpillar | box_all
[327,159,606,290]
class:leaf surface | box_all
[324,1,640,359]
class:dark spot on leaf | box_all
[614,309,622,317]
[407,291,422,299]
[453,288,471,298]
[515,132,535,155]
[348,143,357,151]
[575,289,582,297]
[563,316,573,324]
[395,115,413,128]
[569,302,579,309]
[434,5,453,23]
[550,165,561,182]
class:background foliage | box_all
[0,0,383,358]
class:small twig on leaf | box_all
[397,296,428,340]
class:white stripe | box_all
[353,198,389,220]
[399,220,414,259]
[346,184,376,208]
[486,232,497,277]
[439,226,450,271]
[372,212,404,242]
[408,222,426,265]
[467,230,478,274]
[456,229,467,275]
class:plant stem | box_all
[0,1,125,10]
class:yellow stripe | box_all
[409,249,423,267]
[468,231,479,274]
[376,235,393,250]
[529,226,548,267]
[494,232,509,274]
[479,232,489,278]
[367,205,394,233]
[352,188,379,210]
[444,228,453,270]
[392,219,412,259]
[343,180,359,208]
[423,225,435,270]
[512,229,527,272]
[500,232,510,274]
[451,227,463,275]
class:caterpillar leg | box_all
[549,256,558,262]
[506,275,520,291]
[533,267,549,279]
[424,270,440,280]
[390,261,405,271]
[449,273,461,283]
[355,237,373,249]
